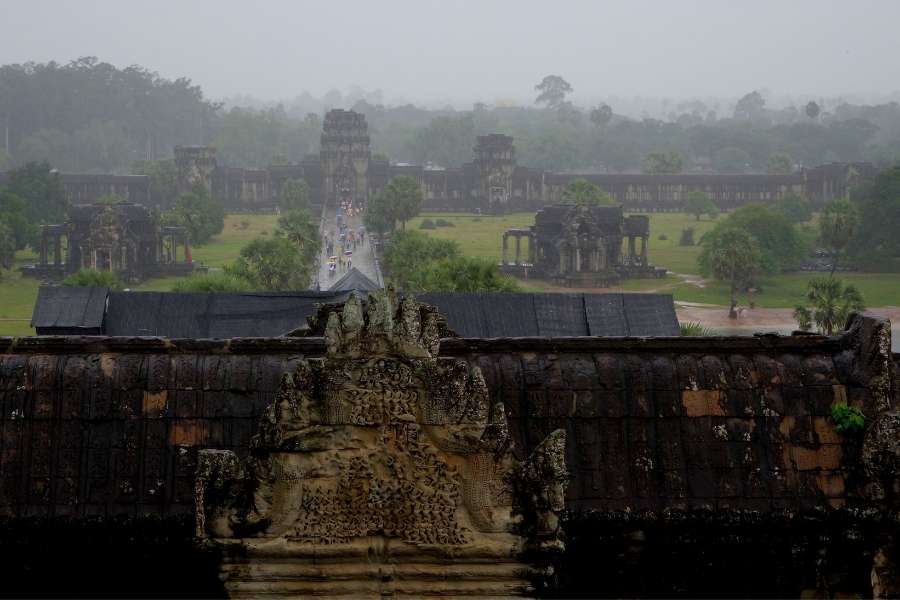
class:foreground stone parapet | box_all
[196,290,566,598]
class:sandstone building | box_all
[0,110,874,214]
[21,202,194,282]
[501,204,665,286]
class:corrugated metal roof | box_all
[329,268,380,292]
[33,288,679,339]
[31,286,108,332]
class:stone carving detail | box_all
[196,290,566,598]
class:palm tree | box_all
[276,209,320,263]
[793,277,865,335]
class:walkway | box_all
[314,206,382,291]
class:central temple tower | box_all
[320,109,371,208]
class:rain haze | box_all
[2,0,900,108]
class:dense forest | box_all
[2,58,900,174]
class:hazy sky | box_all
[3,0,899,106]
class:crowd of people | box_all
[325,201,367,278]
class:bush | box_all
[679,322,715,336]
[713,204,809,274]
[471,217,482,222]
[831,402,865,434]
[61,268,122,290]
[658,233,668,241]
[172,272,254,292]
[679,227,695,246]
[435,218,455,227]
[383,230,460,289]
[419,218,436,230]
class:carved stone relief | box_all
[196,290,567,598]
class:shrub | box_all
[679,227,695,246]
[419,218,436,230]
[658,233,668,241]
[61,268,122,290]
[472,217,482,222]
[831,402,865,434]
[679,322,715,336]
[435,218,455,227]
[172,272,254,292]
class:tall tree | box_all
[382,230,460,290]
[684,191,718,221]
[734,91,766,121]
[0,222,15,270]
[561,179,615,206]
[819,199,858,275]
[773,192,812,224]
[408,256,520,292]
[767,152,793,175]
[534,75,573,109]
[279,178,311,212]
[162,183,225,245]
[718,204,808,273]
[589,104,613,128]
[794,277,864,335]
[848,164,900,269]
[698,227,763,319]
[6,161,67,228]
[380,175,423,231]
[227,237,310,290]
[805,101,821,120]
[276,208,320,263]
[0,187,36,249]
[363,191,394,238]
[643,151,683,174]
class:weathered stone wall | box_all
[0,318,895,596]
[0,328,887,517]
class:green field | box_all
[0,214,280,336]
[1,210,897,337]
[410,211,900,309]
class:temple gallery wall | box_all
[0,289,899,597]
[0,109,874,215]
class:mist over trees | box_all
[3,60,900,175]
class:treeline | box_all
[3,60,900,174]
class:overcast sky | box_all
[2,0,899,107]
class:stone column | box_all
[641,236,649,265]
[628,236,636,266]
[575,247,581,272]
[54,236,62,266]
[514,236,521,266]
[528,234,535,264]
[501,234,508,266]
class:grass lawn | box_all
[411,211,900,309]
[0,215,278,336]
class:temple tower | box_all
[320,109,370,209]
[174,146,217,196]
[475,134,516,213]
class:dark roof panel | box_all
[533,294,589,336]
[417,292,491,338]
[584,294,628,336]
[36,289,679,339]
[329,268,380,291]
[622,294,681,336]
[31,286,108,331]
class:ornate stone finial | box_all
[300,288,455,358]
